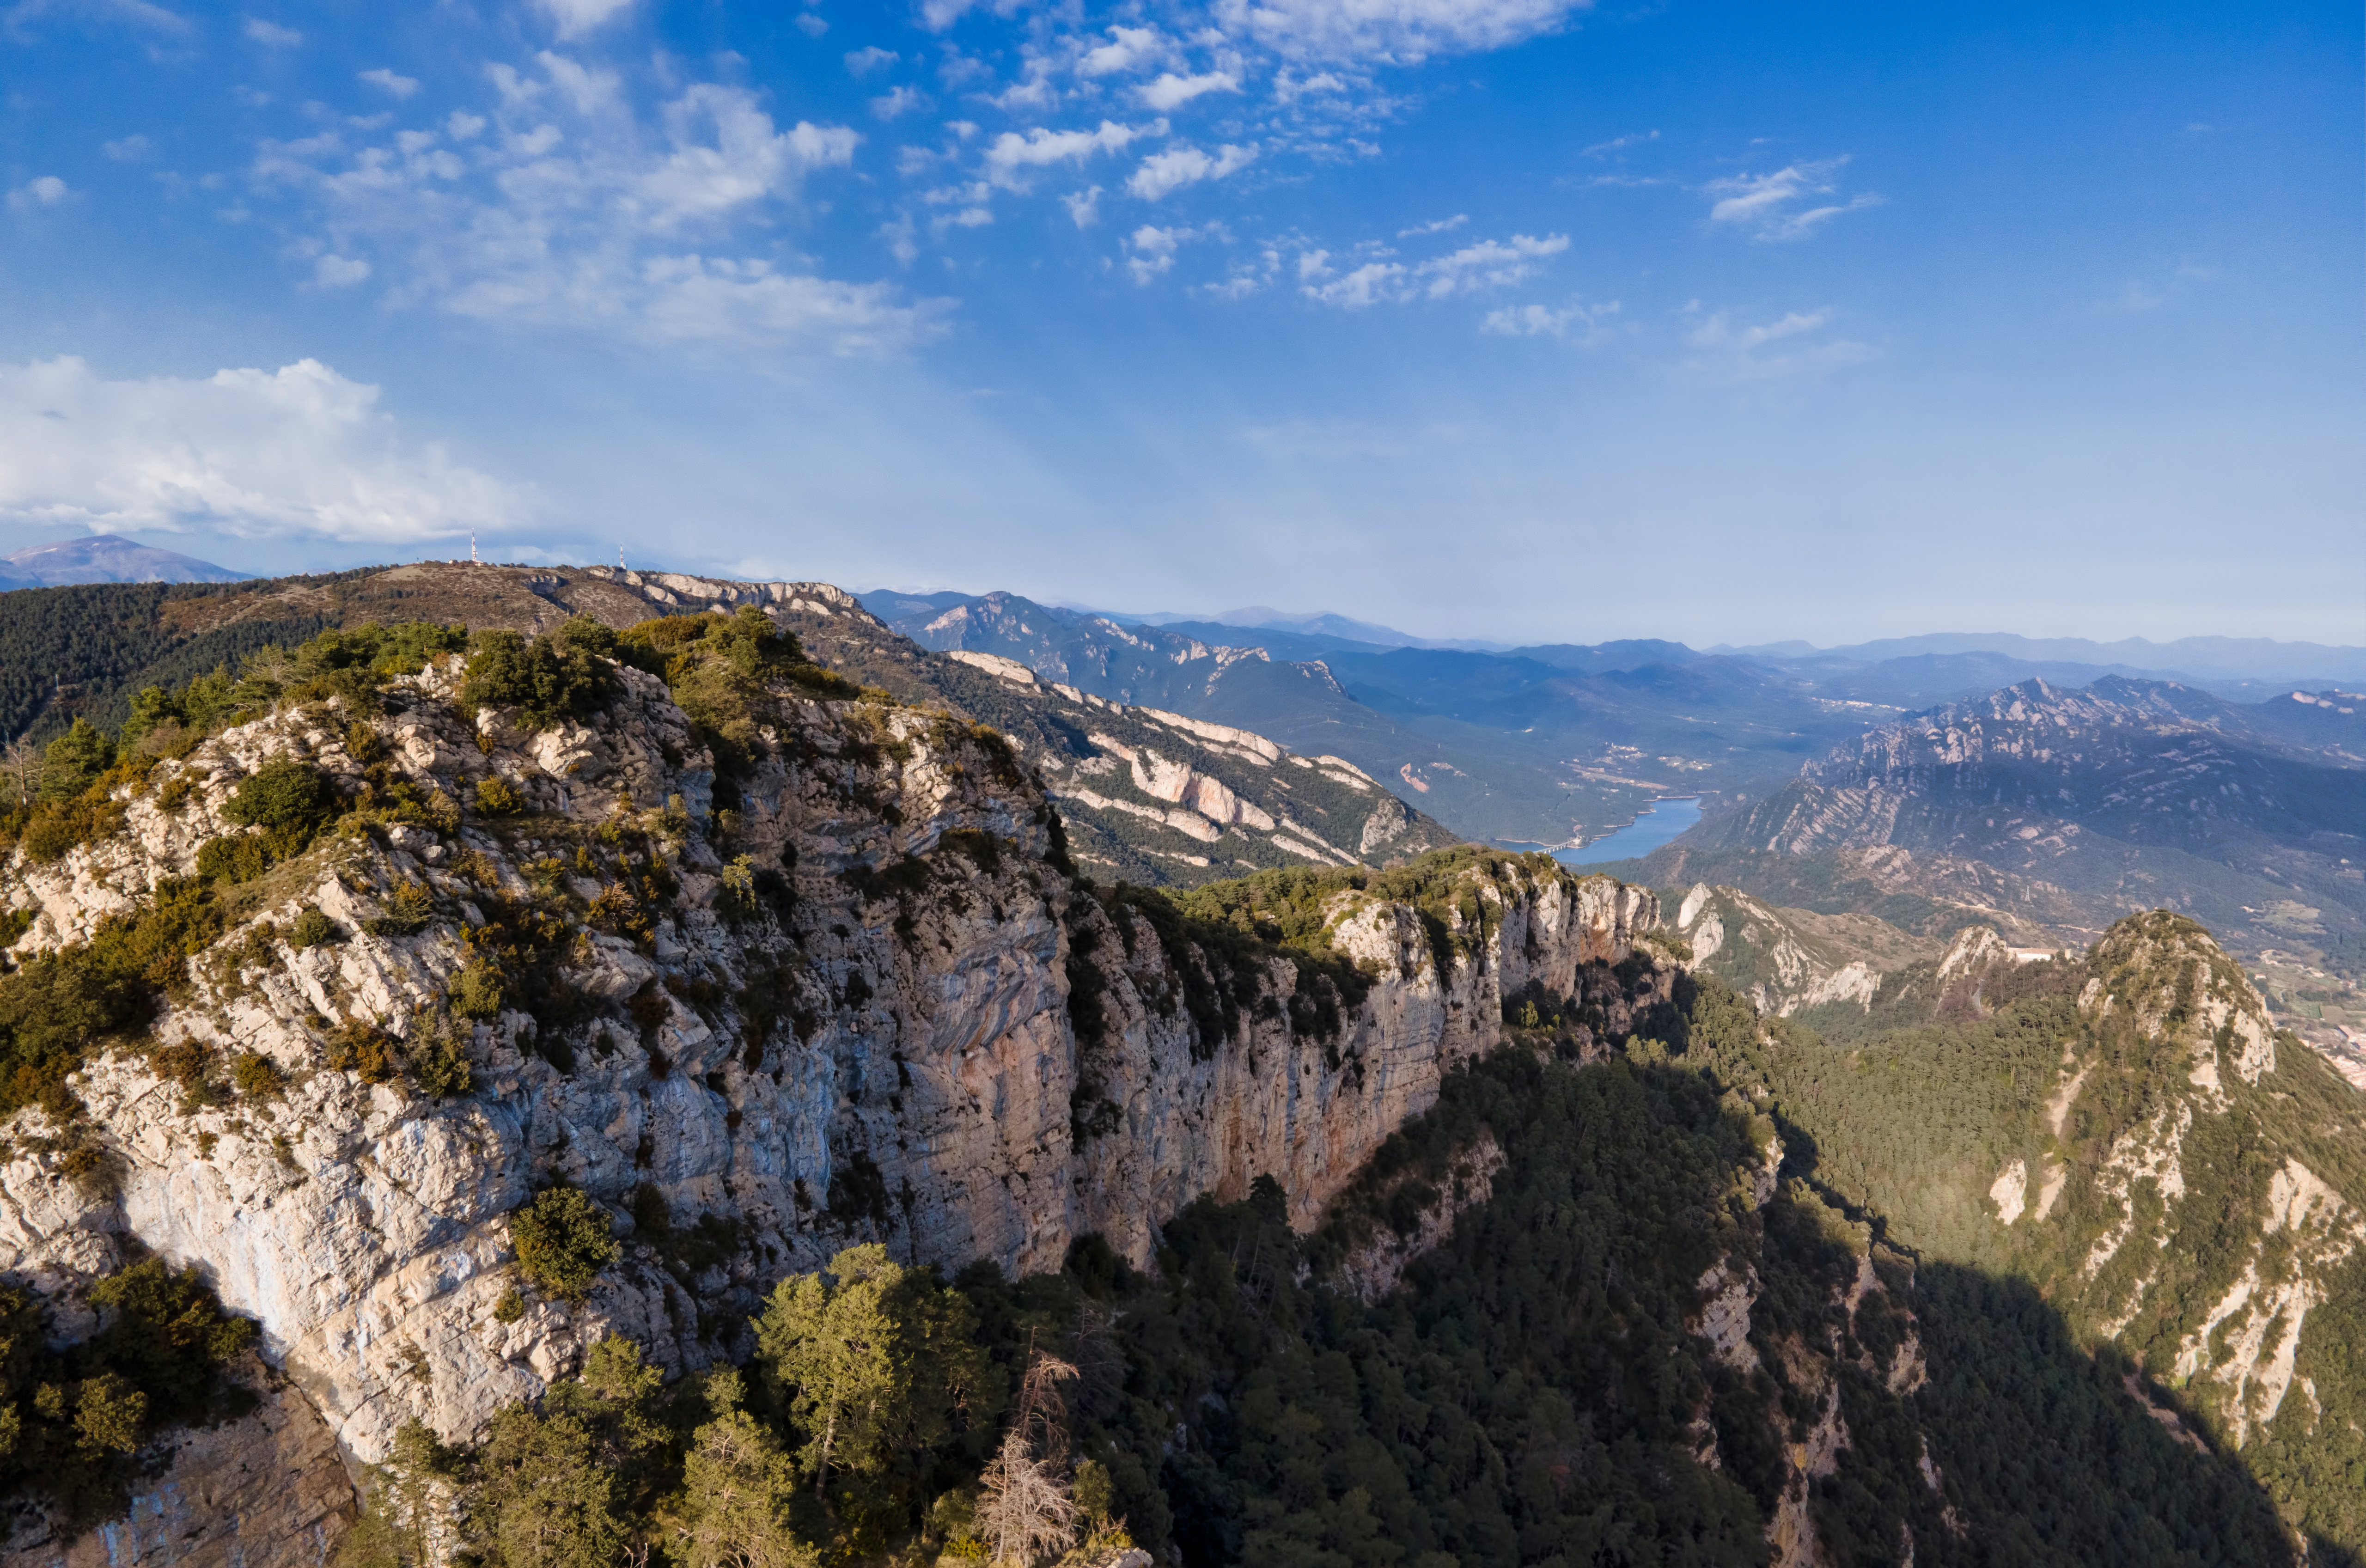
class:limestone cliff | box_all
[0,630,1655,1550]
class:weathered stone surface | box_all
[0,642,1656,1501]
[2,1366,354,1568]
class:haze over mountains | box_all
[0,534,250,590]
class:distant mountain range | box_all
[1720,631,2366,686]
[0,533,246,588]
[1622,675,2366,1030]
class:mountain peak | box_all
[0,533,248,588]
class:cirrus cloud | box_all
[1215,0,1589,62]
[1704,157,1882,241]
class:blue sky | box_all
[0,0,2358,645]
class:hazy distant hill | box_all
[1729,630,2366,688]
[0,533,247,588]
[1634,676,2366,995]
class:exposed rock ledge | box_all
[0,650,1661,1507]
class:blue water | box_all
[1554,798,1704,866]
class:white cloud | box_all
[243,16,300,47]
[8,176,68,212]
[1273,69,1345,100]
[1481,297,1618,342]
[1397,213,1465,237]
[447,111,486,140]
[1302,260,1403,308]
[1216,0,1587,62]
[536,0,632,40]
[982,120,1152,189]
[1063,185,1102,227]
[1300,230,1565,307]
[1417,232,1566,296]
[794,12,827,36]
[359,67,420,99]
[1682,305,1873,381]
[1582,129,1656,156]
[844,46,898,77]
[312,253,370,287]
[1079,25,1166,77]
[254,55,942,359]
[1125,223,1194,284]
[1704,158,1881,241]
[872,85,926,119]
[0,356,530,542]
[1137,70,1238,110]
[102,134,152,160]
[1127,142,1255,200]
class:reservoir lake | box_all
[1553,798,1704,866]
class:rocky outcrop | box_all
[1991,913,2365,1451]
[1671,883,1941,1017]
[3,1369,354,1568]
[0,643,1657,1489]
[1334,1133,1505,1304]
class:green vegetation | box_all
[511,1187,623,1303]
[0,580,333,747]
[461,620,617,728]
[342,1256,1024,1568]
[0,1256,256,1526]
[614,607,861,767]
[0,877,221,1115]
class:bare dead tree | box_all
[976,1425,1079,1567]
[977,1348,1081,1566]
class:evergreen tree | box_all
[676,1371,813,1568]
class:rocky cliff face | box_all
[1670,883,1947,1019]
[0,636,1654,1514]
[1990,913,2366,1454]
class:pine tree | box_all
[753,1243,987,1496]
[676,1373,814,1568]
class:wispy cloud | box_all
[1128,142,1256,200]
[983,120,1156,189]
[1482,297,1619,342]
[243,15,299,46]
[1681,304,1873,381]
[1302,231,1567,308]
[2100,262,2216,315]
[252,53,948,359]
[7,175,68,213]
[1125,222,1199,284]
[535,0,632,41]
[1583,129,1657,156]
[1397,213,1466,237]
[1216,0,1590,63]
[844,46,898,78]
[1079,25,1169,78]
[1138,71,1240,110]
[1704,157,1881,241]
[359,67,420,99]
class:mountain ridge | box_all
[0,533,248,589]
